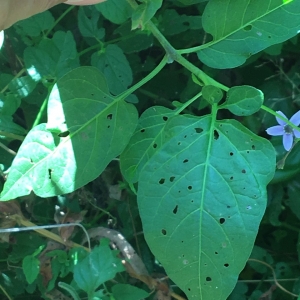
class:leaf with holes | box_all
[220,86,264,116]
[120,106,174,183]
[198,0,300,69]
[0,67,138,200]
[137,108,275,300]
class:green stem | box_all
[118,55,168,100]
[45,6,75,37]
[32,87,52,128]
[175,91,203,115]
[146,21,229,91]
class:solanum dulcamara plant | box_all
[1,0,300,300]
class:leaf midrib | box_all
[198,103,218,298]
[199,1,291,51]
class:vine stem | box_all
[118,55,168,99]
[248,258,298,298]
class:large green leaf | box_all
[120,106,174,183]
[198,0,300,69]
[137,109,275,299]
[0,67,138,200]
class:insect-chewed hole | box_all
[215,251,218,255]
[252,144,256,150]
[173,205,178,214]
[183,159,189,163]
[140,129,145,133]
[107,113,113,120]
[219,218,225,224]
[159,178,165,184]
[244,24,252,31]
[188,185,192,190]
[58,131,70,137]
[163,116,168,121]
[230,176,234,180]
[242,169,246,174]
[161,229,167,235]
[153,143,157,149]
[206,277,212,282]
[229,152,234,156]
[48,169,52,179]
[224,263,229,268]
[213,130,219,140]
[170,176,175,182]
[177,142,181,146]
[194,127,203,133]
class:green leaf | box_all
[96,0,133,24]
[198,0,300,68]
[0,93,21,116]
[220,86,264,116]
[202,85,223,105]
[120,106,174,183]
[137,110,275,299]
[78,7,105,39]
[8,75,37,99]
[22,255,40,284]
[0,116,27,136]
[91,45,132,95]
[132,0,163,30]
[159,9,202,36]
[73,245,124,296]
[24,31,79,80]
[0,67,138,200]
[15,11,55,37]
[248,246,274,274]
[112,284,149,300]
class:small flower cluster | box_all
[266,111,300,151]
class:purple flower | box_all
[266,111,300,151]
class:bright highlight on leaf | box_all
[0,67,138,200]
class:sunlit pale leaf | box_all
[0,67,138,200]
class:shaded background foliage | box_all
[1,0,300,299]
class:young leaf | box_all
[0,67,138,200]
[137,111,275,299]
[91,44,133,95]
[96,0,133,24]
[78,7,105,39]
[22,255,40,284]
[120,106,174,183]
[198,0,300,68]
[220,86,264,116]
[73,245,124,296]
[132,0,163,30]
[202,85,223,105]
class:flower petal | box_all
[283,133,293,151]
[293,128,300,138]
[266,125,284,136]
[290,110,300,126]
[275,111,288,126]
